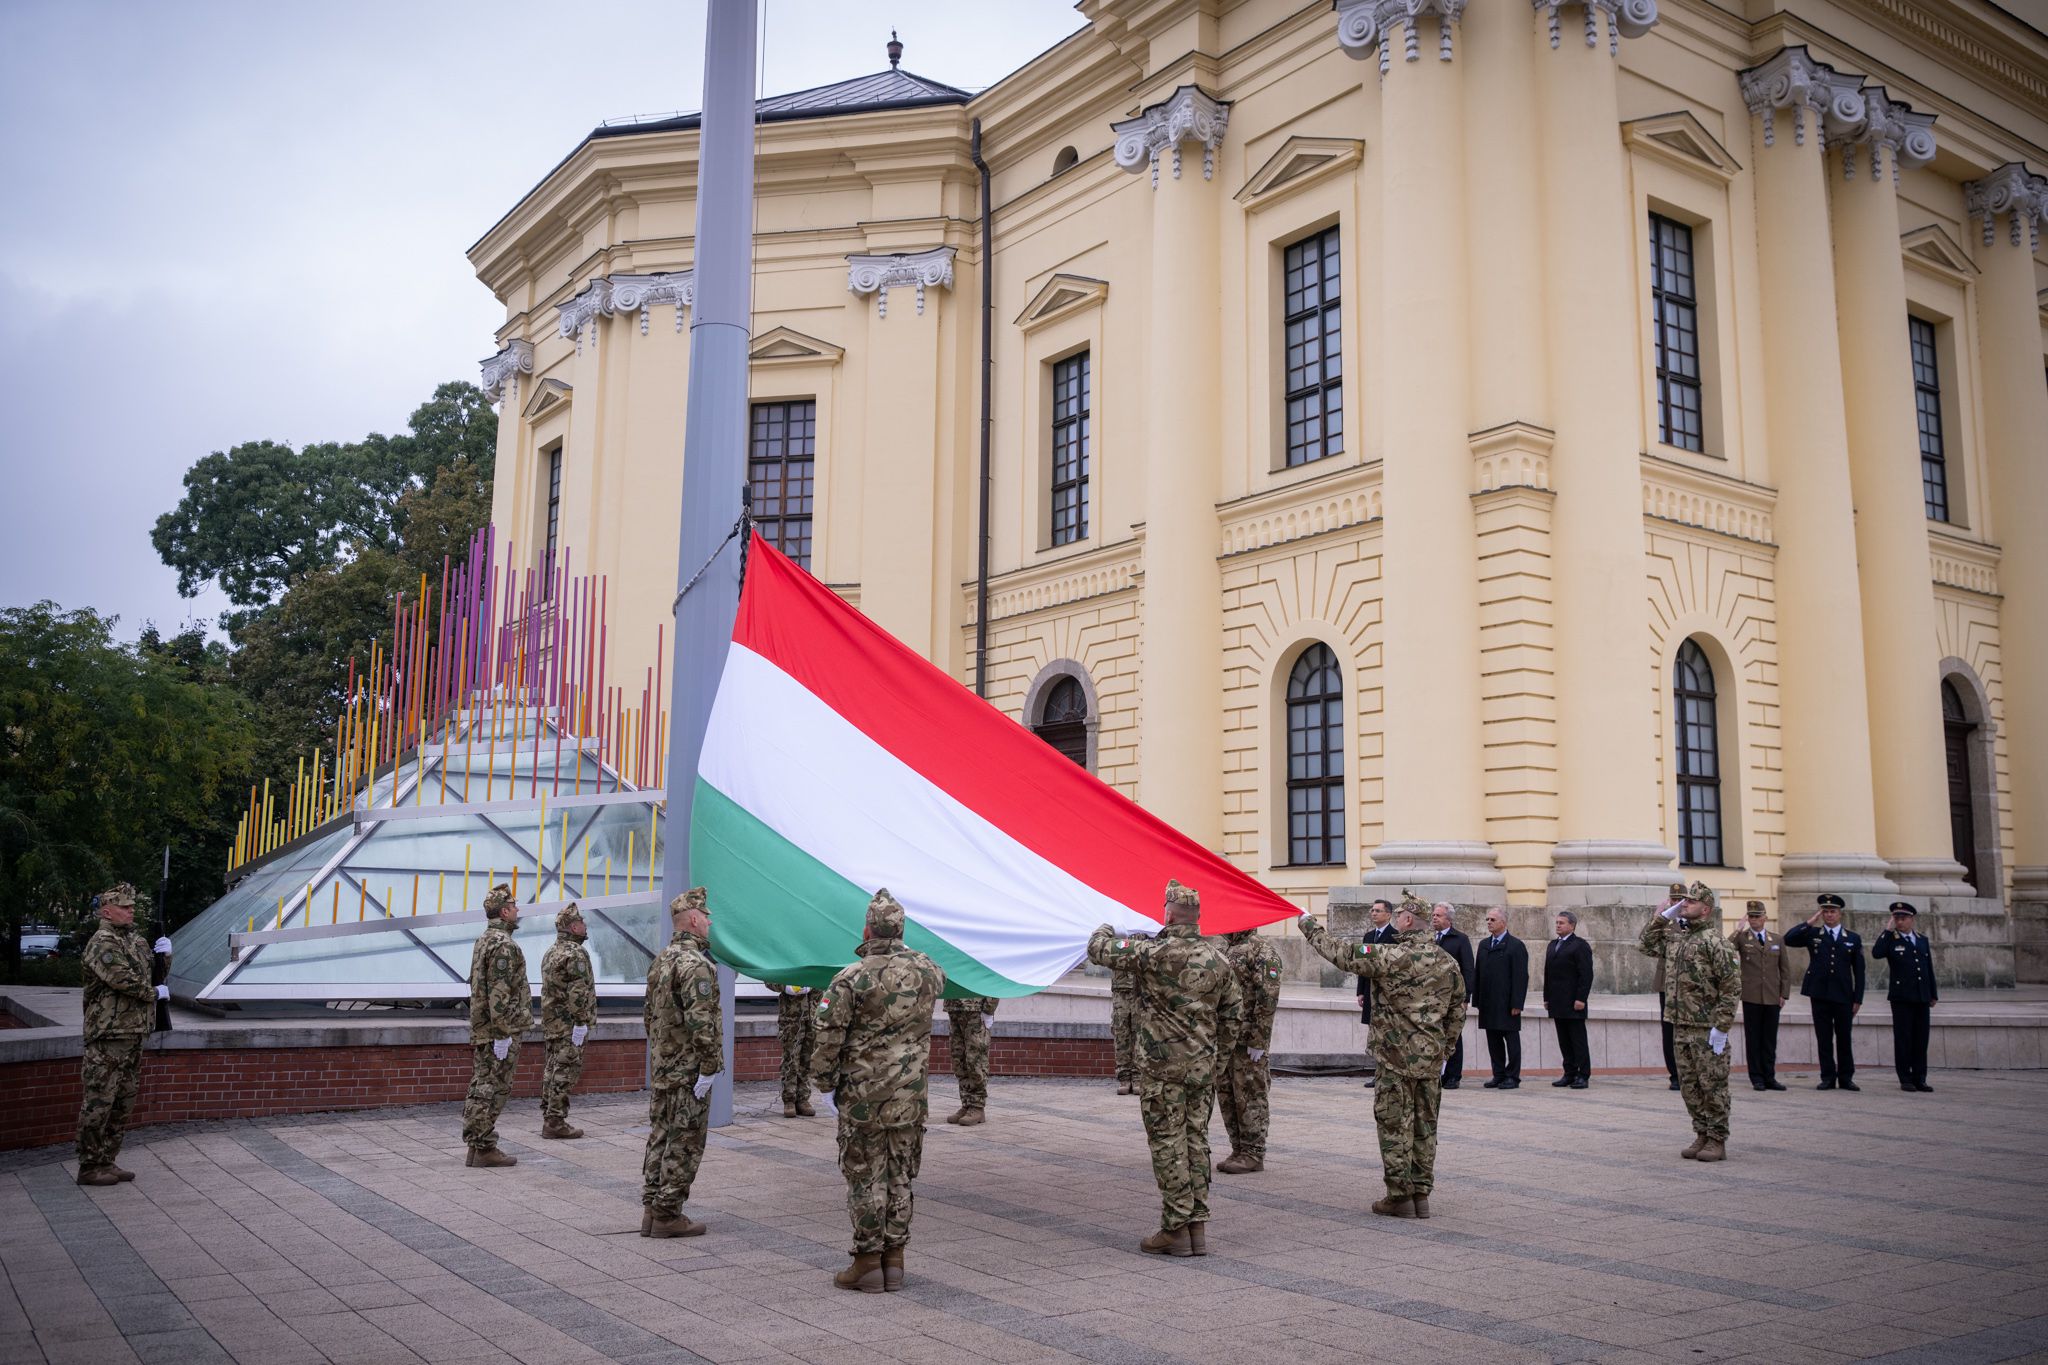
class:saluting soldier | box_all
[1216,927,1282,1175]
[944,994,997,1126]
[1872,902,1938,1092]
[539,903,596,1139]
[1730,900,1791,1092]
[1087,881,1243,1258]
[75,884,164,1186]
[462,884,530,1168]
[766,982,818,1117]
[1784,893,1866,1091]
[1638,881,1742,1161]
[641,888,723,1238]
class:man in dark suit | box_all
[1783,893,1866,1091]
[1544,911,1594,1089]
[1431,902,1474,1089]
[1871,902,1938,1092]
[1356,899,1395,1088]
[1730,900,1791,1091]
[1473,907,1528,1089]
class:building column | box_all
[1826,91,1974,900]
[1336,0,1503,901]
[1738,49,1895,904]
[1964,165,2048,941]
[1112,86,1228,847]
[1531,0,1678,905]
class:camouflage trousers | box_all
[838,1121,924,1254]
[76,1035,144,1171]
[777,996,816,1105]
[949,1010,990,1110]
[1673,1026,1731,1142]
[1138,1078,1215,1230]
[1111,990,1136,1082]
[1217,1049,1271,1160]
[641,1079,710,1213]
[461,1040,519,1150]
[1372,1074,1443,1197]
[541,1036,583,1123]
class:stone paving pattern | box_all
[1,1074,2045,1365]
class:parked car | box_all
[18,934,62,959]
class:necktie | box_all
[1756,932,1765,944]
[1492,935,1502,948]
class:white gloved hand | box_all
[492,1038,511,1061]
[1247,1048,1265,1061]
[1708,1027,1728,1056]
[692,1074,715,1101]
[154,937,173,956]
[816,1090,838,1116]
[570,1025,588,1047]
[1660,903,1683,920]
[154,985,169,1001]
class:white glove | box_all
[1247,1048,1265,1061]
[154,985,169,1001]
[1660,903,1683,920]
[816,1090,838,1116]
[154,937,173,956]
[570,1025,588,1047]
[692,1074,715,1101]
[1708,1027,1728,1056]
[492,1038,511,1061]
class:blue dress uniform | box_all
[1783,895,1866,1090]
[1871,903,1938,1092]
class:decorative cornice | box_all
[1640,457,1775,545]
[1234,136,1365,209]
[557,278,614,353]
[1929,532,2000,597]
[1218,464,1383,558]
[1901,224,1979,282]
[1469,422,1555,495]
[479,339,533,407]
[1737,47,1865,149]
[607,271,694,334]
[1830,87,1937,185]
[1014,274,1110,333]
[1335,0,1468,77]
[1533,0,1658,55]
[975,541,1140,624]
[1621,112,1741,183]
[1964,163,2048,252]
[749,325,844,367]
[1111,85,1230,186]
[846,247,955,318]
[1842,0,2048,110]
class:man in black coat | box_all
[1430,902,1475,1088]
[1783,893,1866,1091]
[1871,902,1938,1092]
[1473,907,1528,1089]
[1543,911,1595,1089]
[1355,899,1396,1088]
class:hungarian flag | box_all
[693,531,1300,997]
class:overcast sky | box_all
[0,0,1085,639]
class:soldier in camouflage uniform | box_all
[76,884,162,1186]
[1638,880,1742,1161]
[539,903,597,1139]
[463,884,530,1168]
[1111,960,1139,1095]
[809,888,946,1293]
[1216,928,1281,1174]
[766,982,817,1117]
[944,994,997,1125]
[1086,881,1243,1257]
[642,887,724,1237]
[1300,892,1465,1218]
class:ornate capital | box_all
[1964,162,2048,250]
[846,247,955,318]
[1738,47,1865,149]
[1831,87,1937,184]
[1335,0,1468,77]
[557,279,614,353]
[479,339,534,407]
[1110,85,1231,185]
[607,271,694,334]
[1532,0,1658,55]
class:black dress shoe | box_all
[1753,1083,1767,1091]
[1551,1077,1573,1088]
[1901,1082,1917,1092]
[1569,1078,1588,1090]
[1817,1080,1837,1090]
[1362,1077,1377,1088]
[1442,1079,1461,1089]
[1765,1080,1786,1091]
[1502,1079,1521,1090]
[1916,1083,1934,1093]
[1482,1079,1502,1089]
[1668,1079,1681,1091]
[1840,1080,1860,1092]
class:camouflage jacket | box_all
[82,923,154,1042]
[1302,920,1464,1078]
[1638,916,1741,1030]
[1227,935,1284,1053]
[808,939,945,1128]
[944,995,998,1018]
[539,934,597,1040]
[1086,923,1242,1086]
[1109,962,1138,996]
[467,921,531,1044]
[645,929,723,1088]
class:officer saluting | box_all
[1871,902,1937,1093]
[1783,894,1865,1091]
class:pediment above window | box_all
[1621,112,1741,183]
[1014,274,1109,333]
[523,378,572,421]
[1234,136,1364,208]
[749,326,844,367]
[1901,224,1979,281]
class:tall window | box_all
[1285,644,1344,866]
[1911,317,1948,521]
[1651,214,1704,452]
[749,400,816,569]
[1673,639,1722,866]
[1283,228,1343,467]
[1032,676,1089,769]
[542,448,562,600]
[1051,352,1090,547]
[1942,680,1979,891]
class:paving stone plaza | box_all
[3,1073,2045,1365]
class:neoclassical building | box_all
[470,0,2048,985]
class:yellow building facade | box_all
[471,0,2048,986]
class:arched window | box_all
[1942,679,1980,891]
[1673,639,1722,866]
[1286,644,1344,866]
[1033,676,1089,769]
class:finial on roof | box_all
[888,30,902,69]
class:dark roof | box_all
[589,67,971,141]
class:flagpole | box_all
[663,0,756,1129]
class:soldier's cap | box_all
[483,883,515,915]
[1684,880,1718,913]
[670,886,709,915]
[94,883,138,910]
[1888,901,1918,916]
[1745,901,1767,915]
[1398,890,1430,916]
[1164,880,1201,911]
[1668,882,1688,899]
[555,904,585,933]
[866,887,905,939]
[1816,893,1846,910]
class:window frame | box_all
[747,399,818,570]
[1673,638,1724,868]
[1031,675,1090,769]
[1909,315,1949,523]
[541,447,563,600]
[1282,643,1345,868]
[1049,351,1090,548]
[1650,212,1705,454]
[1281,226,1344,469]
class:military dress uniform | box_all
[1216,929,1282,1173]
[809,889,945,1291]
[944,995,997,1123]
[463,886,531,1164]
[767,982,818,1115]
[642,889,724,1235]
[76,885,156,1185]
[1784,896,1867,1089]
[1871,904,1938,1092]
[1638,883,1742,1160]
[1111,959,1140,1094]
[1729,901,1792,1090]
[539,905,597,1138]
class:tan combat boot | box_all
[834,1253,885,1292]
[1694,1139,1726,1163]
[1680,1136,1706,1160]
[1216,1152,1263,1174]
[1410,1195,1431,1220]
[109,1165,136,1182]
[75,1167,120,1187]
[648,1209,706,1238]
[541,1118,582,1140]
[1140,1226,1193,1257]
[783,1101,799,1118]
[1187,1223,1207,1256]
[881,1246,905,1292]
[1370,1193,1417,1218]
[640,1208,654,1237]
[794,1097,816,1117]
[946,1106,985,1126]
[465,1147,518,1168]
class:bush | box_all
[0,957,84,988]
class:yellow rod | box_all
[437,871,445,915]
[411,874,419,916]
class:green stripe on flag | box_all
[690,778,1030,999]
